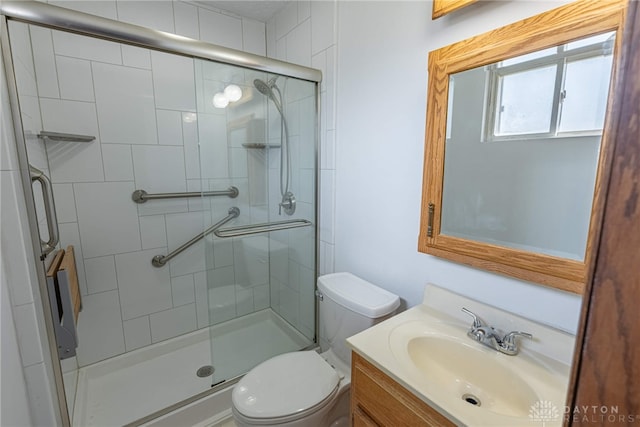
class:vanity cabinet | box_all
[351,352,454,427]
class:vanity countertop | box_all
[346,284,575,426]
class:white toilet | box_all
[232,272,400,427]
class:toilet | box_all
[231,272,400,427]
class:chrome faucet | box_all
[461,308,532,356]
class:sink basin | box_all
[387,319,568,424]
[404,335,539,417]
[347,286,573,427]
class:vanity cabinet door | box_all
[351,352,454,427]
[352,407,378,427]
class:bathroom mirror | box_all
[432,0,478,19]
[419,0,628,293]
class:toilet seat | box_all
[233,351,340,422]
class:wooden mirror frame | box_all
[419,0,628,294]
[432,0,478,19]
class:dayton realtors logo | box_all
[530,401,639,424]
[529,401,560,426]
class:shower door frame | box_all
[0,2,322,425]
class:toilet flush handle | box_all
[315,290,324,301]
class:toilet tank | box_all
[318,273,400,365]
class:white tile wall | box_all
[253,284,270,311]
[182,111,201,180]
[116,1,176,33]
[236,287,254,316]
[132,145,186,192]
[233,236,269,288]
[52,31,122,65]
[198,114,230,179]
[56,56,94,102]
[194,271,210,328]
[151,52,197,112]
[123,316,152,351]
[115,249,173,320]
[84,256,118,294]
[242,19,267,56]
[199,9,243,50]
[139,215,168,250]
[173,2,200,40]
[30,27,60,99]
[93,62,157,145]
[171,274,196,307]
[311,2,336,55]
[156,110,184,146]
[76,290,126,365]
[165,211,208,277]
[52,184,77,223]
[121,45,151,69]
[102,144,134,181]
[149,304,197,342]
[209,283,236,325]
[320,170,335,243]
[286,20,312,67]
[75,182,141,258]
[276,2,299,40]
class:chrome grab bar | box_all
[151,207,240,267]
[214,219,313,238]
[132,187,239,203]
[29,165,60,259]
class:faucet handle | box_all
[500,331,533,354]
[503,331,533,343]
[461,307,484,329]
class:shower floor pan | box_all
[71,309,309,427]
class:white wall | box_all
[335,1,583,333]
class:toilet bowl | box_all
[232,272,400,427]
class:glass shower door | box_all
[193,59,318,385]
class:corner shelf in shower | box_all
[37,131,95,143]
[241,143,281,149]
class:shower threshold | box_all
[70,309,309,427]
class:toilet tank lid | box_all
[318,272,400,318]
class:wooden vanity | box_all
[351,352,454,427]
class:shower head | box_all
[253,76,280,96]
[254,77,283,112]
[253,78,274,97]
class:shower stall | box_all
[1,2,320,425]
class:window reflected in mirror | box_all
[486,32,615,140]
[441,32,616,262]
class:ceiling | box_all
[195,1,289,22]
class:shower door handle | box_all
[30,165,59,260]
